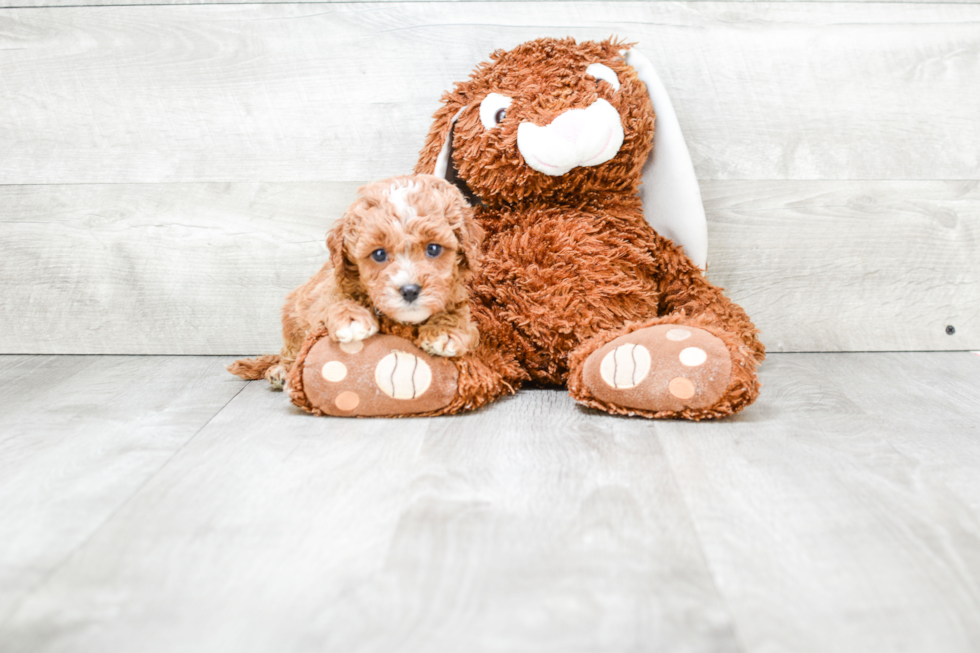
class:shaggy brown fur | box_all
[228,174,482,387]
[284,36,764,420]
[407,36,765,419]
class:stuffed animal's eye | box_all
[480,93,513,130]
[426,243,443,258]
[371,248,387,263]
[585,63,621,92]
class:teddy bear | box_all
[287,36,765,420]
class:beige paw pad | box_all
[334,391,360,411]
[339,340,364,354]
[599,343,651,389]
[668,377,696,399]
[375,351,432,400]
[665,328,691,341]
[321,361,348,382]
[679,347,707,367]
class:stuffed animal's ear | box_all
[623,48,708,270]
[415,103,465,177]
[416,103,482,205]
[433,107,466,180]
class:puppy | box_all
[229,174,482,389]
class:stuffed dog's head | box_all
[326,174,482,324]
[414,37,655,205]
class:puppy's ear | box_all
[325,210,360,293]
[453,201,484,275]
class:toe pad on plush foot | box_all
[583,325,732,413]
[293,334,458,417]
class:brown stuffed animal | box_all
[288,36,765,419]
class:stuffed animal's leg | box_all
[287,311,528,417]
[286,329,459,417]
[567,314,762,420]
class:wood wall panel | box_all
[1,2,977,353]
[6,0,976,6]
[0,182,353,354]
[0,3,978,184]
[2,180,975,354]
[705,180,979,353]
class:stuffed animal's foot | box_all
[580,325,732,416]
[288,332,458,417]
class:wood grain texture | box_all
[0,182,355,354]
[7,0,976,7]
[705,180,980,352]
[1,374,740,653]
[0,355,246,625]
[830,353,980,516]
[659,352,980,653]
[3,352,980,652]
[0,3,978,184]
[2,180,976,354]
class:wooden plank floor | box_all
[1,352,979,652]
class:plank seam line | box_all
[656,431,751,653]
[0,378,249,629]
[5,1,980,7]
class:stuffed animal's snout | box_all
[517,99,625,176]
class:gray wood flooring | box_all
[1,352,979,652]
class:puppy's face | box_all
[331,175,480,324]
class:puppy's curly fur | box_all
[229,174,482,388]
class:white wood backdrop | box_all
[1,2,977,353]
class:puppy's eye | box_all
[371,249,387,263]
[426,243,443,258]
[479,93,513,130]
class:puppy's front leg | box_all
[417,305,479,358]
[327,300,379,343]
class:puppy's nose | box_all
[399,284,422,303]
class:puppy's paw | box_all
[265,364,288,391]
[331,315,379,343]
[418,329,471,358]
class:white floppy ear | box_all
[433,106,482,206]
[434,107,467,180]
[623,48,708,269]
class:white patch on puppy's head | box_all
[385,180,420,224]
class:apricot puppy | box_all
[229,174,482,388]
